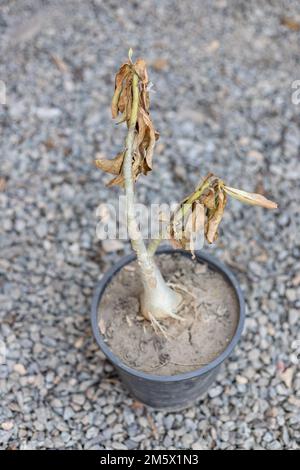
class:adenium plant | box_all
[96,51,277,332]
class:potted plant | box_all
[91,51,277,410]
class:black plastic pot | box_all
[91,247,245,410]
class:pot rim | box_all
[91,246,245,383]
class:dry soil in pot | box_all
[98,253,239,376]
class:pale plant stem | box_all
[148,238,163,257]
[123,73,182,321]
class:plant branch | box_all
[148,238,163,256]
[123,72,182,321]
[148,179,211,257]
[123,73,152,271]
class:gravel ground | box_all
[0,0,299,450]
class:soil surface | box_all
[98,253,239,375]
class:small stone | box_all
[248,349,260,362]
[292,273,300,287]
[35,223,48,238]
[163,435,173,447]
[102,239,124,253]
[286,288,297,302]
[51,398,63,408]
[276,384,288,396]
[206,39,220,53]
[208,385,223,398]
[247,150,264,162]
[34,420,45,431]
[34,107,62,119]
[174,165,187,181]
[280,367,294,389]
[263,432,274,443]
[13,363,27,375]
[278,213,289,227]
[249,261,263,277]
[138,416,148,428]
[236,375,248,385]
[3,219,13,231]
[1,421,14,431]
[181,433,194,448]
[124,439,139,450]
[192,440,208,450]
[164,415,174,430]
[72,394,85,406]
[106,413,117,426]
[15,219,26,232]
[288,309,298,325]
[86,427,98,439]
[63,407,75,420]
[111,442,128,450]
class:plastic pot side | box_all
[91,247,245,410]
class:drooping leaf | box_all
[97,54,159,186]
[111,63,131,118]
[137,108,158,171]
[170,200,206,255]
[185,202,205,256]
[106,174,125,188]
[205,189,227,244]
[169,172,277,253]
[224,186,278,209]
[95,152,124,176]
[202,187,216,210]
[134,58,149,111]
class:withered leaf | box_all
[185,202,205,256]
[185,202,205,237]
[134,58,149,111]
[111,63,131,118]
[170,171,277,252]
[134,58,148,83]
[137,108,158,171]
[95,152,124,176]
[205,189,227,244]
[202,187,216,210]
[281,17,300,31]
[106,174,125,188]
[97,54,159,186]
[170,201,205,255]
[224,186,278,209]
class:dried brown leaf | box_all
[170,201,205,255]
[111,63,131,118]
[205,190,227,244]
[106,174,125,188]
[202,187,216,210]
[224,186,278,209]
[281,17,300,31]
[102,54,159,186]
[94,152,124,175]
[138,108,158,170]
[134,58,148,83]
[185,203,205,256]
